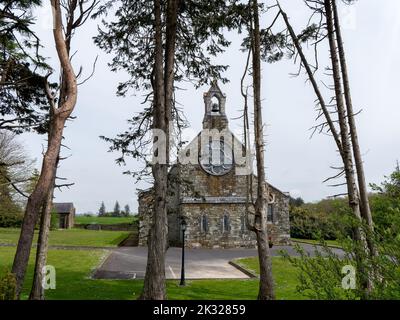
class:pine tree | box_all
[94,0,244,300]
[98,202,106,217]
[113,201,121,217]
[124,204,130,217]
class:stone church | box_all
[138,82,290,248]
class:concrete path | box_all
[93,247,255,280]
[93,244,344,280]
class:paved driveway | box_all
[93,244,343,280]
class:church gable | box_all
[178,129,245,175]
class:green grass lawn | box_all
[291,238,341,248]
[234,257,303,300]
[0,247,303,300]
[0,228,130,247]
[75,216,137,225]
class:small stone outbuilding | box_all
[52,202,75,229]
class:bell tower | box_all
[202,81,228,130]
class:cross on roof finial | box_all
[208,79,224,96]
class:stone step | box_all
[119,231,139,247]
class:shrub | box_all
[285,206,400,300]
[0,272,16,300]
[289,206,339,240]
[287,165,400,299]
[0,211,24,228]
[370,193,400,232]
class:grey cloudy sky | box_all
[19,0,400,214]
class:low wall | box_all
[75,223,137,231]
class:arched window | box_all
[200,215,208,233]
[211,96,220,113]
[267,204,274,222]
[222,214,230,233]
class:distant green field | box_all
[0,228,130,247]
[75,216,137,225]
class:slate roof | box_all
[53,202,74,214]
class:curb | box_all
[89,249,114,280]
[228,260,258,279]
[118,231,139,247]
[291,239,342,249]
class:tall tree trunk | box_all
[28,0,94,300]
[140,0,168,300]
[331,0,376,257]
[251,0,275,300]
[162,0,179,249]
[29,69,61,300]
[29,133,59,300]
[324,0,361,223]
[11,122,64,298]
[11,0,77,298]
[29,183,54,300]
[280,2,372,296]
[324,0,373,293]
[164,0,179,146]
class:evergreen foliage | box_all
[98,201,106,217]
[113,201,121,217]
[124,204,130,216]
[0,1,52,133]
[93,0,248,178]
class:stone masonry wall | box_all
[138,163,290,247]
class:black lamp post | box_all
[180,218,187,286]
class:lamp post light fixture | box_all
[180,218,187,286]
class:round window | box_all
[199,139,233,176]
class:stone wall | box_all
[181,203,254,248]
[176,163,290,247]
[75,223,136,231]
[138,182,181,247]
[268,187,290,244]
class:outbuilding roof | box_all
[53,202,74,214]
